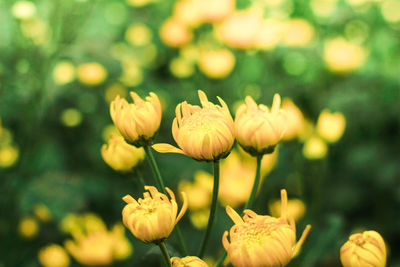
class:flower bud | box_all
[101,134,145,172]
[235,94,287,156]
[171,256,209,267]
[153,90,234,161]
[122,186,188,244]
[110,92,162,147]
[316,109,346,143]
[340,230,387,267]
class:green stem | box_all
[198,159,220,258]
[215,153,263,266]
[133,169,146,189]
[143,146,188,256]
[158,242,173,267]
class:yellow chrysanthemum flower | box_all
[77,62,107,86]
[340,230,387,267]
[110,91,162,147]
[235,94,287,156]
[159,18,193,48]
[18,216,39,239]
[222,189,311,267]
[316,109,346,143]
[302,135,328,160]
[38,244,70,267]
[122,186,188,244]
[197,49,236,79]
[153,90,234,161]
[101,134,145,172]
[171,256,209,267]
[282,19,315,47]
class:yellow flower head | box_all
[101,134,145,172]
[340,230,387,267]
[222,190,311,267]
[153,90,234,161]
[171,256,209,267]
[302,135,328,160]
[122,186,188,243]
[64,214,132,266]
[159,18,193,48]
[38,244,70,267]
[197,49,236,79]
[110,91,162,147]
[235,94,287,156]
[18,216,39,239]
[77,62,107,86]
[316,109,346,143]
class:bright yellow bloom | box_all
[64,214,132,266]
[110,91,162,146]
[282,98,305,141]
[235,94,287,156]
[0,145,19,168]
[198,0,233,23]
[38,244,70,267]
[179,171,213,211]
[77,62,107,86]
[340,230,387,267]
[282,19,315,47]
[269,198,306,222]
[171,256,209,267]
[173,0,203,27]
[101,134,145,172]
[159,18,193,48]
[316,109,346,143]
[122,186,188,243]
[18,216,39,239]
[254,19,284,51]
[302,135,328,160]
[197,49,236,79]
[153,90,234,161]
[125,23,152,46]
[52,61,76,85]
[222,190,311,267]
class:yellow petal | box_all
[152,143,185,155]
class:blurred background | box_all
[0,0,399,266]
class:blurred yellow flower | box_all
[38,244,70,267]
[171,256,209,267]
[77,62,107,86]
[173,0,203,27]
[310,0,338,18]
[282,18,315,47]
[222,189,311,267]
[125,23,152,46]
[105,83,128,103]
[316,109,346,143]
[101,134,145,172]
[119,59,143,87]
[381,0,400,23]
[18,216,38,239]
[197,49,235,79]
[235,94,287,156]
[33,203,52,222]
[282,98,305,140]
[0,145,19,168]
[122,186,187,243]
[60,214,81,234]
[20,17,50,45]
[60,108,82,127]
[12,1,36,20]
[65,214,132,266]
[198,0,234,23]
[340,230,387,267]
[254,19,284,50]
[110,91,162,146]
[269,198,306,222]
[298,118,315,142]
[216,10,262,49]
[126,0,158,7]
[189,209,210,229]
[52,61,76,85]
[153,90,234,161]
[170,57,195,78]
[178,171,213,211]
[302,135,328,160]
[159,18,193,48]
[324,37,366,73]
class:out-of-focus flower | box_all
[222,189,311,267]
[122,186,187,243]
[101,134,145,172]
[310,0,338,18]
[153,90,234,161]
[316,109,346,143]
[197,49,235,79]
[324,37,366,73]
[52,61,76,85]
[189,209,210,229]
[173,0,203,27]
[33,203,52,222]
[381,0,400,23]
[60,108,82,127]
[302,135,328,160]
[126,0,158,7]
[119,59,143,87]
[179,171,213,211]
[236,146,278,176]
[340,230,387,267]
[20,17,50,45]
[282,18,314,47]
[235,94,287,156]
[298,118,314,142]
[77,63,107,86]
[171,256,209,267]
[254,19,284,50]
[105,83,128,103]
[216,10,262,49]
[38,244,70,267]
[64,214,132,266]
[12,1,36,20]
[110,91,162,147]
[282,98,305,140]
[198,0,234,23]
[160,18,193,48]
[125,23,152,46]
[60,214,81,234]
[0,145,19,168]
[269,198,306,222]
[18,217,38,239]
[170,57,195,78]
